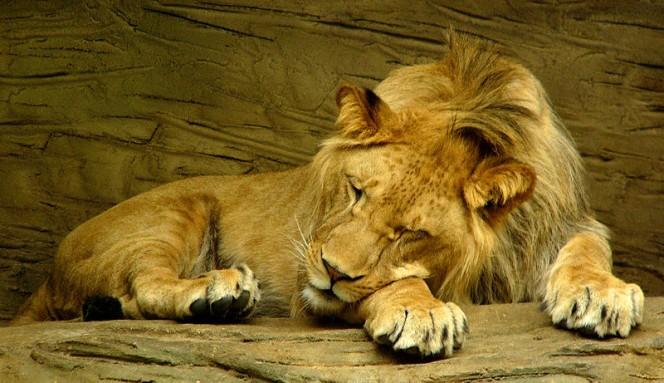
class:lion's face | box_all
[300,84,537,315]
[303,142,475,314]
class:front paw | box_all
[188,264,261,322]
[543,274,644,338]
[364,298,468,358]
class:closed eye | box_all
[352,184,363,202]
[401,229,430,243]
[347,176,364,204]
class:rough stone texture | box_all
[0,298,663,382]
[0,1,663,323]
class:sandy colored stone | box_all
[0,298,663,382]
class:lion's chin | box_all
[302,284,347,315]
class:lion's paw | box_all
[364,299,468,358]
[188,264,261,322]
[543,275,643,338]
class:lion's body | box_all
[15,169,317,322]
[13,35,643,358]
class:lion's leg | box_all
[357,278,468,358]
[10,282,53,325]
[543,231,644,337]
[118,258,260,322]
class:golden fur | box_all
[12,35,643,358]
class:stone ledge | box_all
[1,298,662,382]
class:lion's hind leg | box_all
[542,230,644,338]
[10,282,53,326]
[120,260,261,322]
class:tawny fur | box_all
[12,34,643,355]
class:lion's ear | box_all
[463,158,536,223]
[335,85,394,139]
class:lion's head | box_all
[296,35,584,317]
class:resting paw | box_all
[364,298,468,358]
[543,274,643,338]
[188,264,260,322]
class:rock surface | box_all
[1,1,663,322]
[1,298,663,382]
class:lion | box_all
[11,34,644,358]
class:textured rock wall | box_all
[1,1,663,322]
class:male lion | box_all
[12,35,644,358]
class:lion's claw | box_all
[544,278,643,338]
[187,264,260,322]
[365,300,468,358]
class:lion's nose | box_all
[322,258,363,283]
[323,258,349,282]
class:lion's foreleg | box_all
[357,277,469,358]
[543,231,644,337]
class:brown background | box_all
[1,1,663,323]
